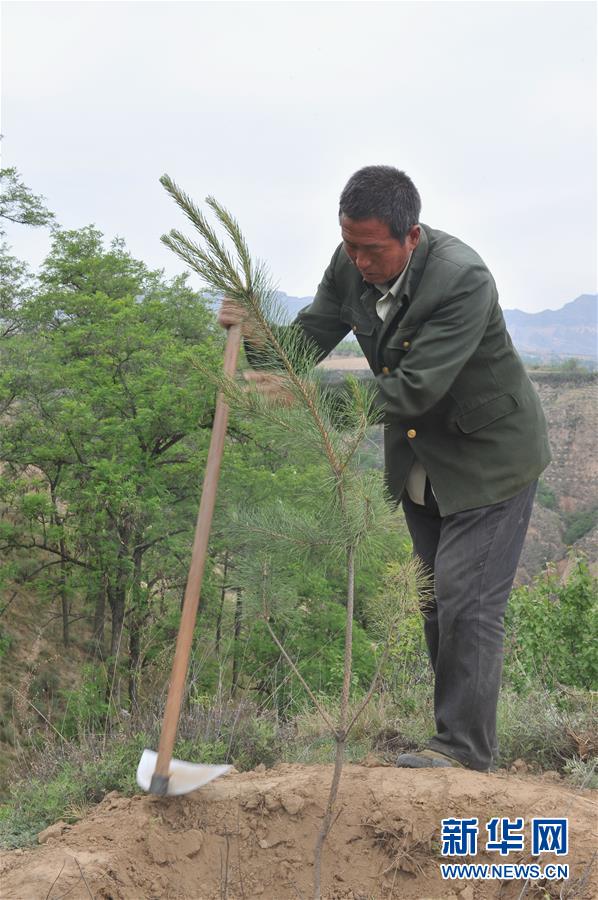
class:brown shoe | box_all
[396,749,465,769]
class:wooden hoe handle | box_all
[150,323,243,793]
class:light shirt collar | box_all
[373,253,412,322]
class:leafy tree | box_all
[0,167,55,232]
[0,226,222,707]
[0,249,34,340]
[0,168,54,342]
[0,165,54,340]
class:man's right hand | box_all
[218,299,264,345]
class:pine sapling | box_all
[160,175,420,898]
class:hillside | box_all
[519,372,597,581]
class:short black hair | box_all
[339,165,421,243]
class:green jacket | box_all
[291,224,551,515]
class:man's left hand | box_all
[242,371,296,407]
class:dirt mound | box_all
[1,763,596,899]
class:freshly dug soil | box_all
[1,762,596,899]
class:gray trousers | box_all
[402,480,537,771]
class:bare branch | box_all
[261,616,335,732]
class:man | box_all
[219,165,551,772]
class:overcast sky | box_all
[2,0,596,312]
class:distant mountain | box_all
[275,292,314,319]
[502,295,597,360]
[277,292,597,361]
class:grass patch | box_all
[1,683,595,850]
[496,686,596,770]
[286,683,434,765]
[0,698,284,849]
[563,757,598,790]
[0,732,148,849]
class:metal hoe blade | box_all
[137,749,232,796]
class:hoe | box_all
[136,324,241,795]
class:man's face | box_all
[340,215,420,284]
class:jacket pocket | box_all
[381,326,420,372]
[456,393,519,434]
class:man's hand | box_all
[243,371,296,407]
[219,300,293,403]
[218,299,264,346]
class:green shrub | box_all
[563,757,598,790]
[504,560,597,691]
[178,710,280,770]
[536,480,557,510]
[59,664,109,739]
[564,507,598,545]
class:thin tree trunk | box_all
[215,551,229,656]
[109,585,126,658]
[128,618,140,710]
[92,582,106,654]
[231,590,243,696]
[128,544,144,711]
[60,594,69,646]
[49,471,69,648]
[313,544,355,900]
[59,551,69,647]
[105,577,126,716]
[109,522,130,660]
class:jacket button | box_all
[403,340,410,348]
[382,366,390,375]
[407,428,417,438]
[352,325,357,333]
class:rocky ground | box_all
[1,762,596,899]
